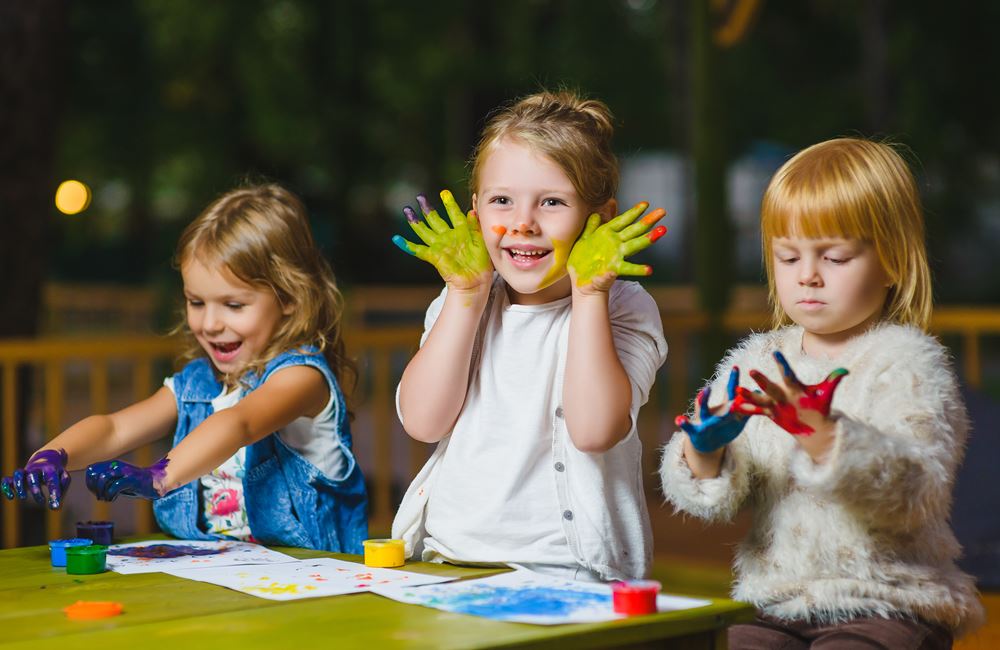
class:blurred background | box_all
[2,0,999,617]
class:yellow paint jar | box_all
[363,538,405,568]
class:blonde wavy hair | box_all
[761,137,932,331]
[469,90,619,211]
[174,183,355,393]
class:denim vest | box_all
[152,349,368,553]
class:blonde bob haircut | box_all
[469,90,619,211]
[174,183,354,392]
[761,137,932,331]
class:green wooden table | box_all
[0,542,753,649]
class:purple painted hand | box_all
[1,449,71,509]
[85,457,170,501]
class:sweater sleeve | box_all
[788,330,968,532]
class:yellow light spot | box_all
[55,180,92,215]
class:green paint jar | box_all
[65,544,108,574]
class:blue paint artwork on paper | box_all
[425,585,611,618]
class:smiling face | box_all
[182,257,290,375]
[772,236,891,356]
[473,139,601,305]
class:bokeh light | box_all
[55,180,92,215]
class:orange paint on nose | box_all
[491,225,507,236]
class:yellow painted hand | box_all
[567,202,667,293]
[392,190,494,292]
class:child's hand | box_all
[85,457,170,501]
[676,368,749,453]
[567,202,667,294]
[392,190,493,293]
[743,351,848,451]
[0,448,71,509]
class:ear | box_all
[281,301,295,316]
[471,192,478,212]
[596,198,617,223]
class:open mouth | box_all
[209,341,242,361]
[504,247,551,267]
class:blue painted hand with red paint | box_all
[743,350,848,435]
[0,448,71,509]
[675,368,750,453]
[85,457,170,501]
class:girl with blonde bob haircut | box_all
[761,138,932,330]
[3,183,368,554]
[662,138,983,647]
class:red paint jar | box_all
[611,580,660,616]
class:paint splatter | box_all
[427,586,610,618]
[108,543,228,559]
[246,582,318,596]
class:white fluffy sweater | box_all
[659,323,985,635]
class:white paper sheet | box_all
[105,540,298,574]
[161,557,456,600]
[370,568,712,625]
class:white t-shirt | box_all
[164,374,346,539]
[394,277,667,579]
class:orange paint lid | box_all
[64,600,123,620]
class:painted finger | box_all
[676,418,700,439]
[580,213,601,239]
[439,190,469,231]
[731,387,770,416]
[606,202,649,232]
[468,209,483,234]
[1,477,15,500]
[750,369,787,403]
[621,226,668,257]
[42,466,64,509]
[403,207,438,245]
[417,194,451,234]
[727,367,740,401]
[697,387,713,422]
[12,469,27,499]
[799,367,849,414]
[615,261,653,277]
[618,208,666,240]
[773,351,804,390]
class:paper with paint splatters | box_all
[105,539,298,574]
[160,557,455,600]
[369,568,712,625]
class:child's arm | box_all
[563,204,666,452]
[392,191,494,443]
[87,366,328,500]
[1,387,177,508]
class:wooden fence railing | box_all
[3,306,999,548]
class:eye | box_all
[489,195,511,206]
[825,256,851,265]
[225,302,245,310]
[186,299,204,308]
[776,256,798,265]
[541,197,567,207]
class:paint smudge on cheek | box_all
[537,237,572,290]
[491,225,507,236]
[108,544,228,559]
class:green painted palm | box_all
[567,202,667,292]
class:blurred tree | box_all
[0,0,66,337]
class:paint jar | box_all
[65,544,108,575]
[362,538,405,568]
[76,520,114,545]
[611,580,660,616]
[64,600,123,620]
[49,538,93,567]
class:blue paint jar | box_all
[49,538,93,567]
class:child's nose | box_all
[798,260,822,286]
[508,208,540,236]
[204,308,225,333]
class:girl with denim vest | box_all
[390,91,669,581]
[1,184,367,553]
